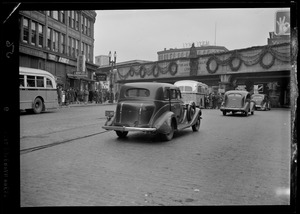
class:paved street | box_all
[20,105,291,206]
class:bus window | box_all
[37,76,44,87]
[184,86,193,92]
[19,75,24,87]
[27,75,36,87]
[46,78,53,88]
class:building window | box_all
[60,11,65,24]
[23,17,29,43]
[47,28,51,50]
[81,42,84,55]
[75,40,79,57]
[52,30,59,52]
[81,15,84,33]
[84,17,87,35]
[68,37,72,56]
[47,11,51,16]
[68,11,72,27]
[75,11,79,30]
[38,24,43,47]
[72,38,75,57]
[31,21,36,45]
[72,11,75,29]
[87,19,91,36]
[52,11,58,20]
[60,34,65,54]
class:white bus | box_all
[19,67,58,113]
[174,80,208,108]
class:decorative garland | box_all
[259,49,276,69]
[140,65,146,78]
[206,56,219,74]
[168,61,178,76]
[117,61,178,80]
[152,64,159,77]
[229,56,242,71]
[206,45,290,74]
[117,45,289,80]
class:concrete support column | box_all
[219,74,233,92]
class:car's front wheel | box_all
[192,116,201,131]
[222,111,227,116]
[116,131,128,138]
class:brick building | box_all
[19,10,98,91]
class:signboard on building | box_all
[48,53,57,61]
[95,74,107,81]
[275,10,290,35]
[58,57,69,64]
[77,55,86,72]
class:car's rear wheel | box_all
[192,116,201,131]
[222,111,227,116]
[162,120,175,141]
[116,131,128,138]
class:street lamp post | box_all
[108,51,117,103]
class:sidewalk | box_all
[59,101,116,108]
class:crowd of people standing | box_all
[56,86,113,107]
[205,93,224,109]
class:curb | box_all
[59,102,116,108]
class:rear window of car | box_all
[228,94,242,98]
[126,88,150,97]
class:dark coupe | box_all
[102,82,202,141]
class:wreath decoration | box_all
[129,67,135,77]
[259,50,275,69]
[206,56,219,74]
[139,66,146,78]
[168,61,178,76]
[229,56,242,71]
[152,64,159,77]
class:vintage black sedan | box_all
[220,90,255,116]
[251,94,271,111]
[102,82,202,141]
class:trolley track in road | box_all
[20,130,110,155]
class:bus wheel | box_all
[33,97,43,114]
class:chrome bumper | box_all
[102,125,156,132]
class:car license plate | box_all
[105,110,114,117]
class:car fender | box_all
[153,111,175,134]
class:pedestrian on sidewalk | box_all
[84,88,89,104]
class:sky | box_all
[94,8,289,63]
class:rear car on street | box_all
[102,82,202,141]
[251,94,271,111]
[220,90,255,116]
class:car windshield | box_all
[126,88,150,97]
